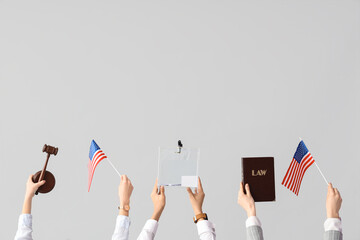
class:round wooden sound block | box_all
[32,170,56,194]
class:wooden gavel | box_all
[32,144,58,195]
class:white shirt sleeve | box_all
[324,218,342,232]
[196,220,216,240]
[14,214,33,240]
[112,215,131,240]
[137,219,159,240]
[245,216,262,228]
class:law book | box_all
[241,157,276,202]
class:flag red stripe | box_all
[90,154,107,175]
[88,150,107,191]
[291,153,311,193]
[89,155,107,184]
[90,151,107,171]
[294,154,312,193]
[88,151,103,181]
[91,155,107,173]
[88,158,104,192]
[285,160,297,189]
[293,156,313,193]
[88,161,92,192]
[289,163,299,191]
[293,158,311,194]
[295,159,314,195]
[282,160,294,185]
[290,157,306,192]
[295,158,314,195]
[289,162,301,191]
[284,160,296,188]
[295,160,314,195]
[292,154,312,192]
[92,151,105,164]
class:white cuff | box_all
[197,220,215,235]
[18,214,32,228]
[115,215,131,229]
[143,219,159,235]
[324,218,342,232]
[246,216,261,228]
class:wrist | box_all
[327,212,340,219]
[118,203,130,216]
[24,195,33,202]
[152,206,165,221]
[193,208,203,215]
[193,212,208,223]
[246,206,256,217]
[194,210,204,222]
[119,209,129,216]
[22,197,33,214]
[151,211,162,221]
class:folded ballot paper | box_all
[158,147,199,188]
[241,157,276,202]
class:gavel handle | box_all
[35,153,50,195]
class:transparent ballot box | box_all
[158,147,199,188]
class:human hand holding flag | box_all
[326,183,342,219]
[282,139,328,195]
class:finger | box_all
[336,189,341,198]
[36,180,46,187]
[239,182,244,194]
[153,179,159,194]
[334,188,340,196]
[197,177,203,192]
[160,186,165,195]
[121,175,124,181]
[187,187,194,196]
[245,183,252,196]
[328,183,335,194]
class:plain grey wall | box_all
[0,0,359,239]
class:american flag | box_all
[88,140,107,192]
[282,140,315,195]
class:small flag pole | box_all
[106,158,121,177]
[299,137,328,185]
[314,162,328,185]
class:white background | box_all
[0,0,359,239]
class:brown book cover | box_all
[241,157,276,202]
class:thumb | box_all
[35,180,46,188]
[160,186,165,195]
[187,187,194,197]
[328,183,335,194]
[245,183,252,196]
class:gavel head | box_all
[43,144,58,155]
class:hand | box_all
[238,182,256,217]
[118,175,134,216]
[151,179,166,221]
[326,183,342,219]
[25,175,46,199]
[22,175,46,214]
[187,177,205,216]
